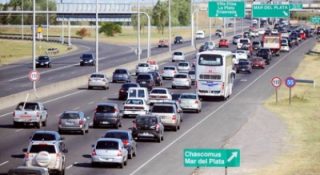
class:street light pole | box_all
[209,17,212,41]
[46,0,49,41]
[21,0,24,40]
[190,0,194,47]
[95,0,99,73]
[137,0,141,61]
[168,0,172,53]
[32,0,36,91]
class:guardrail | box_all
[296,79,316,88]
[0,35,69,44]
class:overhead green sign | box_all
[252,4,290,18]
[184,149,240,167]
[310,17,320,24]
[289,4,303,10]
[208,0,245,18]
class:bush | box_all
[99,22,122,37]
[76,28,91,38]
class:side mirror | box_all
[91,144,95,148]
[86,116,91,120]
[22,148,27,152]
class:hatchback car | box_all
[103,130,137,159]
[58,111,90,134]
[252,41,261,50]
[136,73,155,91]
[88,73,109,90]
[172,73,192,89]
[232,35,242,45]
[178,93,202,113]
[112,69,131,83]
[235,60,252,74]
[91,138,128,168]
[118,83,140,100]
[218,39,229,48]
[172,51,185,62]
[80,53,95,66]
[149,71,162,86]
[251,57,266,69]
[123,98,149,118]
[149,88,172,105]
[151,103,181,131]
[177,62,191,73]
[132,115,164,142]
[93,103,121,128]
[36,56,51,68]
[135,63,151,76]
[162,66,177,80]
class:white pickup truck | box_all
[13,102,48,128]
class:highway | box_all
[0,33,316,175]
[0,21,252,98]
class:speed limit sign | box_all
[28,70,40,82]
[271,77,282,88]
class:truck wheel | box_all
[42,120,47,127]
[36,121,42,128]
[13,122,20,128]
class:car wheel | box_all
[114,123,119,129]
[59,168,65,175]
[88,86,92,90]
[157,136,161,143]
[93,123,99,128]
[119,162,124,168]
[81,129,85,135]
[85,127,89,133]
[58,129,63,134]
[172,86,175,89]
[42,120,47,127]
[128,150,133,159]
[124,159,127,166]
[13,122,20,128]
[36,121,42,129]
[161,134,164,141]
[133,148,137,157]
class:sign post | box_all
[271,77,282,103]
[29,70,40,82]
[252,4,290,18]
[285,77,296,105]
[208,0,245,18]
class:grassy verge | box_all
[258,43,320,175]
[0,39,76,65]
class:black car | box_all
[136,73,155,91]
[36,56,51,68]
[149,71,162,86]
[235,59,252,74]
[132,115,164,142]
[252,41,261,50]
[174,36,183,44]
[118,83,140,100]
[80,53,95,66]
[256,48,272,64]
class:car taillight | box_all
[122,140,129,146]
[117,150,122,156]
[221,83,225,90]
[13,112,15,117]
[36,112,40,118]
[79,120,84,125]
[92,149,96,156]
[172,115,176,121]
[156,124,160,131]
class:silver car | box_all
[91,138,128,168]
[178,93,202,113]
[162,66,177,79]
[93,103,122,128]
[58,111,90,135]
[172,73,192,89]
[151,103,181,131]
[112,68,131,83]
[88,73,109,90]
[177,61,191,73]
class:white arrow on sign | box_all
[227,152,238,162]
[283,11,288,16]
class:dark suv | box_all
[149,71,162,86]
[132,115,164,143]
[235,59,252,74]
[174,36,183,44]
[136,73,155,91]
[80,53,95,66]
[256,48,272,64]
[118,83,140,100]
[36,56,51,68]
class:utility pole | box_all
[32,0,36,91]
[191,0,194,47]
[168,0,172,53]
[21,0,24,40]
[95,0,99,73]
[46,0,49,41]
[137,0,141,61]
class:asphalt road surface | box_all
[0,35,316,175]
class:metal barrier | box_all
[296,79,316,88]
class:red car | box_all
[251,57,266,69]
[158,40,169,48]
[218,39,229,48]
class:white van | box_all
[127,87,149,103]
[196,30,205,39]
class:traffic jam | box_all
[8,19,319,175]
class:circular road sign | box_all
[271,77,282,88]
[285,77,296,88]
[28,70,40,82]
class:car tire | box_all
[93,123,99,128]
[36,121,41,129]
[81,130,85,135]
[124,159,127,166]
[13,121,20,128]
[91,162,97,167]
[85,128,89,133]
[58,129,63,134]
[42,120,47,127]
[59,168,65,175]
[161,134,164,141]
[119,162,124,168]
[128,150,133,159]
[172,86,175,89]
[133,148,137,157]
[88,86,92,90]
[157,136,161,143]
[174,125,178,132]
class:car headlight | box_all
[36,61,39,64]
[45,62,49,64]
[89,60,93,62]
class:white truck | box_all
[13,102,48,128]
[262,33,281,56]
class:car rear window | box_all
[96,105,116,113]
[90,74,104,78]
[38,56,49,61]
[82,54,93,59]
[178,62,189,66]
[104,132,129,140]
[126,99,143,105]
[174,74,187,78]
[137,74,151,80]
[240,39,249,44]
[188,71,195,75]
[96,141,119,150]
[152,105,174,113]
[136,117,158,126]
[32,133,56,141]
[151,89,166,94]
[180,94,197,99]
[114,69,127,74]
[164,67,175,70]
[29,145,56,153]
[239,61,250,65]
[138,63,148,67]
[174,52,182,56]
[16,103,39,110]
[61,113,80,119]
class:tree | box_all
[152,1,168,35]
[131,8,152,33]
[76,28,91,38]
[99,22,122,37]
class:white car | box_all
[233,50,248,64]
[88,73,109,90]
[195,30,205,39]
[172,73,191,89]
[178,93,202,113]
[250,30,259,37]
[172,51,185,62]
[162,66,177,79]
[135,63,151,76]
[237,38,251,49]
[149,88,172,104]
[177,62,191,73]
[271,29,279,35]
[258,28,265,35]
[123,98,149,118]
[91,138,128,168]
[281,39,290,52]
[147,60,159,71]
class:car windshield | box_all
[138,63,148,67]
[90,74,104,78]
[178,63,189,67]
[239,61,249,65]
[82,54,93,59]
[29,145,56,153]
[198,54,223,66]
[180,94,197,99]
[174,52,182,56]
[16,103,39,110]
[174,74,187,78]
[240,39,249,44]
[96,141,119,150]
[151,89,167,94]
[152,105,174,113]
[61,113,80,119]
[137,74,151,80]
[32,133,56,141]
[96,105,116,113]
[114,69,127,74]
[253,41,260,45]
[126,99,143,105]
[164,67,175,70]
[136,117,158,126]
[236,50,245,54]
[104,132,129,140]
[38,56,49,61]
[188,71,195,75]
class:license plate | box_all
[65,122,74,125]
[141,82,146,84]
[241,69,246,71]
[102,121,109,124]
[21,115,31,118]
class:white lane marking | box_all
[240,79,248,82]
[66,164,73,170]
[129,38,311,175]
[88,101,95,105]
[71,71,76,75]
[0,161,9,167]
[15,129,23,133]
[73,106,80,110]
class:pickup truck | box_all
[262,33,281,56]
[13,102,48,128]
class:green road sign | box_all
[252,4,290,18]
[311,17,320,24]
[184,149,240,167]
[208,0,245,18]
[289,4,303,10]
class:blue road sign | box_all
[285,77,296,88]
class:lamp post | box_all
[32,0,36,91]
[95,0,99,73]
[46,0,49,41]
[137,0,141,61]
[21,0,24,40]
[168,0,172,53]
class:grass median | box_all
[258,43,320,175]
[0,39,75,65]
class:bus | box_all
[195,50,235,100]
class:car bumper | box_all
[36,63,49,67]
[173,81,190,87]
[92,156,123,164]
[94,118,119,126]
[137,130,160,138]
[13,118,39,123]
[113,77,129,82]
[162,73,174,78]
[149,99,170,104]
[123,110,147,116]
[180,104,200,110]
[88,82,107,87]
[59,126,83,131]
